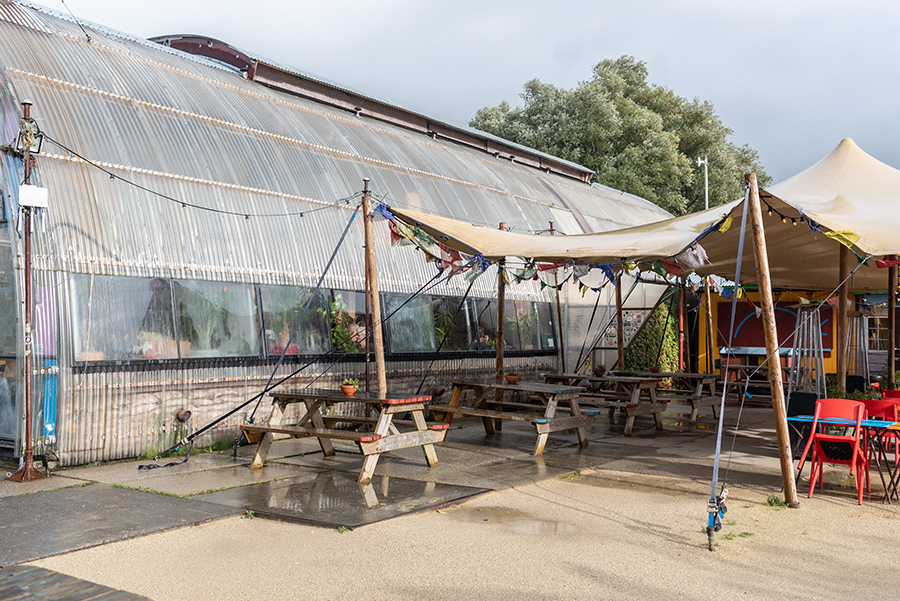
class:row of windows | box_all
[71,275,558,362]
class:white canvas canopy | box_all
[389,139,900,291]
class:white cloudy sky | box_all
[42,0,900,182]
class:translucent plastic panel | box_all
[473,299,499,350]
[72,275,177,361]
[174,280,260,357]
[329,290,368,353]
[0,241,15,355]
[536,302,558,350]
[504,300,538,351]
[431,297,476,351]
[260,285,330,356]
[383,293,436,353]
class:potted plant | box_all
[593,364,606,377]
[504,372,520,384]
[340,377,359,396]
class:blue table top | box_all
[788,415,899,429]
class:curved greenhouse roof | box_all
[0,0,672,299]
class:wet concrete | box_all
[0,484,238,565]
[0,565,150,600]
[0,404,822,567]
[193,471,487,528]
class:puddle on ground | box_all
[443,506,576,535]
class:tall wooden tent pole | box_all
[495,223,507,384]
[836,247,850,392]
[615,268,625,370]
[706,284,715,374]
[889,265,897,389]
[549,221,565,372]
[746,173,798,506]
[362,179,387,395]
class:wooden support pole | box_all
[495,223,507,384]
[889,265,897,389]
[745,173,798,506]
[616,268,625,370]
[549,221,565,372]
[679,278,686,371]
[706,284,715,374]
[361,180,387,396]
[836,246,850,392]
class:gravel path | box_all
[33,468,900,601]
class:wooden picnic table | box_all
[431,380,590,455]
[240,388,448,483]
[570,374,665,436]
[613,370,720,423]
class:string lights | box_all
[765,201,805,228]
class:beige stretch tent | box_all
[390,139,900,291]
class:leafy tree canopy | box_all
[470,56,771,216]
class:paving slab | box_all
[0,473,86,498]
[192,471,487,528]
[56,452,250,485]
[113,463,325,496]
[0,565,150,600]
[233,436,323,459]
[0,483,239,566]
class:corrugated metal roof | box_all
[0,0,672,304]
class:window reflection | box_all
[260,285,330,356]
[384,293,436,353]
[174,280,259,357]
[505,300,538,350]
[473,299,499,350]
[431,297,475,351]
[72,275,177,361]
[0,243,16,356]
[536,302,557,349]
[329,290,368,353]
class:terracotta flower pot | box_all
[340,384,358,396]
[649,366,660,373]
[504,375,520,384]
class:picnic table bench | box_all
[241,388,447,483]
[544,373,665,436]
[613,370,719,423]
[431,380,591,455]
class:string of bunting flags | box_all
[373,202,757,295]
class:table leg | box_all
[359,410,394,484]
[411,408,440,467]
[533,395,559,455]
[442,386,464,425]
[568,395,588,447]
[250,400,286,469]
[649,387,663,430]
[302,400,335,457]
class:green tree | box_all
[470,56,771,216]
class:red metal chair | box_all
[882,390,900,400]
[862,398,900,468]
[796,398,869,504]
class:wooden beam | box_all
[745,173,799,507]
[616,268,625,370]
[837,246,850,392]
[362,180,387,395]
[495,223,507,384]
[889,265,897,389]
